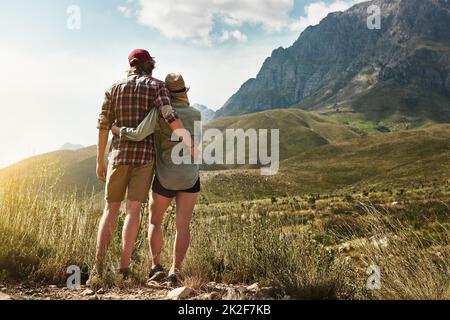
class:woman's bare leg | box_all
[149,192,172,267]
[171,192,198,274]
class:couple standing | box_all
[95,49,201,286]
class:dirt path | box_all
[0,282,276,301]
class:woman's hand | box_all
[111,125,121,137]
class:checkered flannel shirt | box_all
[97,73,179,166]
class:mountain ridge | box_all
[193,103,216,123]
[215,0,450,129]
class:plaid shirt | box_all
[97,73,179,166]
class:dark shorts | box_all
[152,177,201,199]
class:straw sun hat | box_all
[165,73,190,97]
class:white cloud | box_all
[118,6,133,18]
[290,0,365,32]
[218,30,248,43]
[120,0,367,45]
[121,0,293,44]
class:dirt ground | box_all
[0,282,277,301]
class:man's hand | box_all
[96,161,107,182]
[111,125,121,137]
[97,129,109,182]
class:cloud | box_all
[290,0,365,32]
[118,6,133,18]
[119,0,367,45]
[218,30,248,43]
[120,0,293,44]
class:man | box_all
[95,49,193,278]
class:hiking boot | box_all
[86,268,103,287]
[164,270,182,287]
[148,265,166,282]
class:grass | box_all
[1,112,449,299]
[1,167,449,300]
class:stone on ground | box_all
[82,289,95,296]
[246,283,260,292]
[167,287,194,300]
[0,292,12,300]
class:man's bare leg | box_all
[96,202,121,272]
[149,192,172,267]
[171,192,198,274]
[120,200,143,270]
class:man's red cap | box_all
[128,49,153,67]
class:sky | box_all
[0,0,365,168]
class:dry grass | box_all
[0,173,449,300]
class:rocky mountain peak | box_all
[216,0,450,124]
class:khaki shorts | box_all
[105,162,154,203]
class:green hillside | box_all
[0,145,102,195]
[205,109,362,162]
[315,82,450,133]
[1,110,449,203]
[201,123,450,202]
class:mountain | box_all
[60,143,84,151]
[193,104,216,123]
[216,0,450,130]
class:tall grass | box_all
[0,174,100,283]
[354,204,450,300]
[0,173,449,300]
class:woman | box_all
[112,73,201,286]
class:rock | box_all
[194,292,222,301]
[260,287,276,297]
[236,286,248,294]
[246,283,260,292]
[205,291,222,300]
[96,288,106,295]
[0,292,12,300]
[167,287,194,300]
[82,289,95,296]
[224,288,243,300]
[208,291,222,300]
